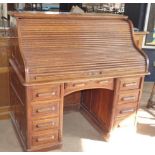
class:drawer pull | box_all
[36,106,56,113]
[36,122,56,128]
[36,135,55,142]
[73,83,85,87]
[36,92,56,97]
[120,108,135,114]
[123,82,137,87]
[122,96,136,101]
[98,80,108,84]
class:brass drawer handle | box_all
[98,80,109,84]
[120,108,135,114]
[36,122,56,128]
[122,96,136,101]
[123,82,137,87]
[73,83,86,87]
[36,135,55,142]
[36,92,56,97]
[36,106,56,113]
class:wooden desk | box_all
[9,12,149,151]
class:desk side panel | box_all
[10,16,26,80]
[10,66,27,149]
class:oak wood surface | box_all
[9,12,148,85]
[8,12,148,151]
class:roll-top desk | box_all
[9,12,149,151]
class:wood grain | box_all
[9,12,148,84]
[8,12,148,151]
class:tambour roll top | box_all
[9,12,148,84]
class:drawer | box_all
[64,79,114,95]
[31,85,60,101]
[95,79,113,89]
[119,77,141,91]
[32,117,59,132]
[32,101,59,117]
[116,103,137,117]
[114,113,136,128]
[118,90,139,104]
[32,131,58,146]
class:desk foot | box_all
[102,132,111,142]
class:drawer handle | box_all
[36,92,56,97]
[36,135,55,142]
[123,82,137,87]
[36,122,56,128]
[122,96,136,101]
[98,80,109,84]
[36,106,56,113]
[73,83,86,87]
[120,108,135,114]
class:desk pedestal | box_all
[10,65,144,151]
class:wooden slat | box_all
[10,13,148,83]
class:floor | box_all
[0,82,155,152]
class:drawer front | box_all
[31,85,60,101]
[32,117,59,132]
[119,77,141,91]
[32,101,59,117]
[64,79,114,95]
[116,103,137,117]
[114,113,136,128]
[118,90,139,104]
[32,131,58,146]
